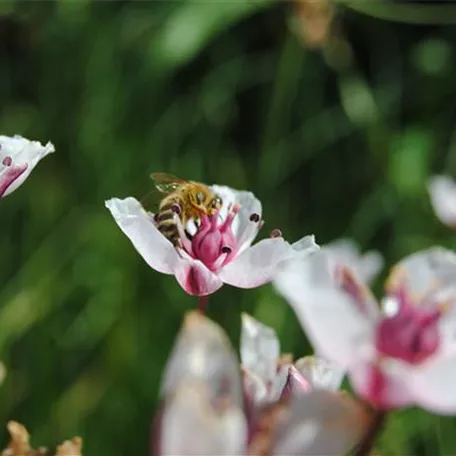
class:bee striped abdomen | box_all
[156,197,182,246]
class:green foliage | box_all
[0,1,456,454]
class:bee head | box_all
[189,187,223,216]
[208,195,223,214]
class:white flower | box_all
[0,135,54,198]
[275,247,456,413]
[105,185,318,296]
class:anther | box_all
[2,156,12,167]
[231,203,240,214]
[221,246,232,254]
[249,213,260,223]
[171,204,181,215]
[270,229,282,238]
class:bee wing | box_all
[150,172,188,193]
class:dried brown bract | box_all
[1,422,83,456]
[54,437,83,456]
[294,0,334,49]
[1,421,47,456]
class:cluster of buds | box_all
[152,311,370,456]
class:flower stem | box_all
[353,408,386,456]
[197,295,209,314]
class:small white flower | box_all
[0,135,54,198]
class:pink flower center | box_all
[181,207,239,271]
[375,288,441,364]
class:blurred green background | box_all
[1,0,456,454]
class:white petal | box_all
[324,238,383,284]
[294,356,345,391]
[220,236,317,289]
[210,185,262,249]
[161,382,247,456]
[269,364,290,402]
[161,312,243,408]
[411,353,456,414]
[273,390,368,456]
[242,368,269,405]
[361,250,384,283]
[428,174,456,227]
[0,135,54,196]
[105,197,179,274]
[387,247,456,309]
[274,251,376,367]
[240,313,280,383]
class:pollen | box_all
[249,213,260,223]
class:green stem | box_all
[353,409,387,456]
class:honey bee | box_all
[150,172,223,246]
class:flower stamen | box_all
[2,156,12,167]
[270,229,282,238]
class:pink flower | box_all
[275,247,456,413]
[428,175,456,228]
[323,238,383,284]
[0,135,54,198]
[240,313,344,406]
[155,311,368,456]
[105,186,317,296]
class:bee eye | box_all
[196,192,204,204]
[212,196,222,208]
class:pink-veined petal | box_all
[410,353,456,414]
[0,165,28,197]
[240,313,280,384]
[349,356,415,409]
[105,197,179,274]
[273,390,369,456]
[428,174,456,227]
[161,382,247,456]
[174,257,223,296]
[220,236,317,289]
[210,185,262,250]
[274,251,376,367]
[0,135,54,197]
